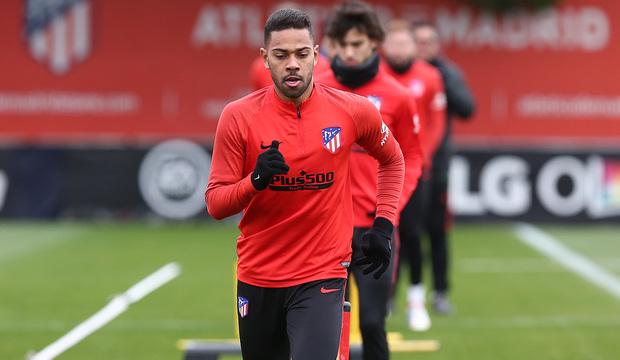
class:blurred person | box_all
[384,19,476,329]
[317,1,423,358]
[249,2,331,90]
[319,29,337,60]
[381,18,447,332]
[411,19,475,315]
[206,8,405,360]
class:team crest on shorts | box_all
[322,127,342,154]
[238,296,249,318]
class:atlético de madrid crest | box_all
[238,296,249,318]
[25,0,93,75]
[322,127,342,154]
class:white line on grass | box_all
[0,226,83,265]
[458,258,564,273]
[459,257,620,273]
[514,223,620,300]
[28,262,181,360]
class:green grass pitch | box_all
[1,221,619,359]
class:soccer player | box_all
[383,19,474,330]
[206,8,405,360]
[411,19,475,313]
[317,2,423,359]
[382,19,447,332]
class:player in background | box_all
[381,19,447,332]
[206,8,405,360]
[317,1,423,358]
[384,19,476,330]
[411,19,475,313]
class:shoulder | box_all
[314,70,339,88]
[315,83,379,133]
[433,57,464,79]
[416,61,443,84]
[316,82,371,109]
[222,87,270,119]
[250,56,266,73]
[379,72,411,97]
[372,72,414,107]
[314,54,332,75]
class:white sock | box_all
[408,284,426,304]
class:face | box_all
[382,29,416,66]
[261,28,318,102]
[413,26,440,61]
[333,27,377,66]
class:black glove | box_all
[354,217,393,280]
[251,140,289,190]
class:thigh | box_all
[399,178,430,236]
[237,281,289,360]
[427,173,449,231]
[286,278,345,360]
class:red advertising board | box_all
[1,0,619,146]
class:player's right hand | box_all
[251,140,289,191]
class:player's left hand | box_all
[355,217,393,280]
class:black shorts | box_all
[237,278,346,360]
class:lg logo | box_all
[450,155,620,219]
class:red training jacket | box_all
[381,60,446,169]
[206,83,404,287]
[317,67,423,227]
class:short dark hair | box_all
[264,8,315,46]
[325,0,384,43]
[411,20,437,33]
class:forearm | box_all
[205,175,258,220]
[428,110,447,157]
[399,143,423,213]
[375,149,405,224]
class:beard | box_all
[385,57,413,74]
[271,71,313,100]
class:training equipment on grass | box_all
[339,301,352,360]
[179,272,440,359]
[27,262,181,360]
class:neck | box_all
[386,58,414,74]
[274,79,314,107]
[331,52,380,89]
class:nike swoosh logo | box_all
[261,140,282,149]
[253,174,260,180]
[320,287,340,294]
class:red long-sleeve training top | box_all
[206,83,404,287]
[382,60,446,169]
[317,68,423,227]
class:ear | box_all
[260,48,269,69]
[370,39,379,51]
[313,44,319,66]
